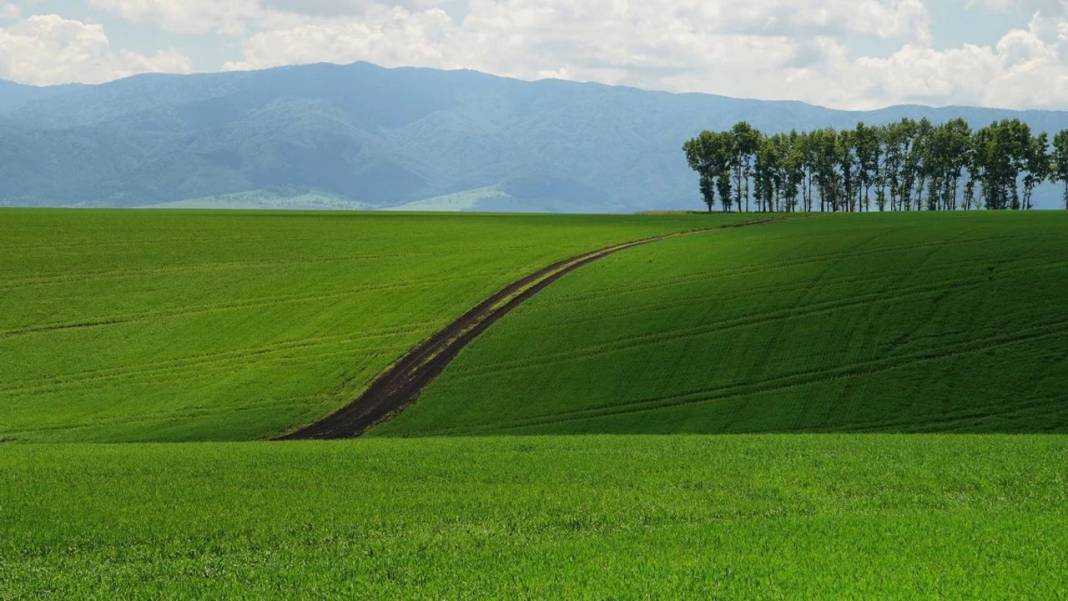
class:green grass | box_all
[0,209,737,442]
[4,209,1068,598]
[377,212,1068,436]
[2,435,1065,599]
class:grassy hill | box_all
[0,209,730,442]
[2,209,1067,598]
[6,210,1067,441]
[378,212,1068,435]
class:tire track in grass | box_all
[0,341,414,398]
[0,270,510,339]
[436,277,984,384]
[509,252,1065,339]
[0,395,327,439]
[527,231,1028,303]
[0,327,425,390]
[405,316,1068,435]
[278,217,782,439]
[0,254,420,290]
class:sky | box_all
[3,0,1068,110]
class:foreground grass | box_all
[0,209,735,442]
[381,212,1068,435]
[1,435,1065,599]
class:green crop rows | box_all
[0,209,733,442]
[2,209,1066,599]
[379,212,1068,435]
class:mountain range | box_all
[3,61,1068,212]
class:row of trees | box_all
[683,119,1068,212]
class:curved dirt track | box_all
[278,218,778,440]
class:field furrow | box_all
[376,212,1068,436]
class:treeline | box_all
[683,119,1068,212]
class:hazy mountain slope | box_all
[0,80,82,114]
[3,62,1068,211]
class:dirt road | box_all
[278,218,778,439]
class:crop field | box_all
[2,209,1067,598]
[0,209,738,442]
[2,436,1066,599]
[378,212,1068,435]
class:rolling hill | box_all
[5,209,1067,441]
[379,212,1068,435]
[0,209,727,442]
[6,62,1068,211]
[2,208,1067,598]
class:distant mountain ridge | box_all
[3,61,1068,211]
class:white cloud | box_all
[717,0,930,43]
[89,0,933,42]
[823,14,1068,108]
[224,5,453,70]
[968,0,1067,12]
[87,0,264,34]
[220,2,926,68]
[261,0,455,17]
[219,0,934,107]
[23,0,1068,109]
[0,14,192,85]
[213,0,1068,110]
[0,1,20,21]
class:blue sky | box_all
[2,0,1068,110]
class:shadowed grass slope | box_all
[377,212,1068,435]
[0,209,740,442]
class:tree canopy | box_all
[684,119,1068,212]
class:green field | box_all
[0,209,734,442]
[379,212,1068,435]
[3,436,1065,599]
[2,209,1067,598]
